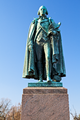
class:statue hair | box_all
[37,6,48,15]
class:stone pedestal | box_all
[21,87,70,120]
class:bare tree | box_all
[7,103,21,120]
[71,111,80,120]
[0,99,21,120]
[0,98,11,120]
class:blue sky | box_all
[0,0,80,119]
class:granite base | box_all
[21,87,70,120]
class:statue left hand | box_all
[48,30,56,35]
[52,30,57,35]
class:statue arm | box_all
[48,18,61,36]
[50,19,61,29]
[28,19,37,51]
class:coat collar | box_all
[38,16,48,23]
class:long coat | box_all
[22,18,66,80]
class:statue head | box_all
[38,6,48,16]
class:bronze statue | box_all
[22,6,66,82]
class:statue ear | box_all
[38,10,40,15]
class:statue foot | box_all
[38,74,43,82]
[38,80,43,82]
[53,75,61,82]
[47,77,52,82]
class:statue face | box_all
[39,7,47,16]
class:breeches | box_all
[35,39,51,62]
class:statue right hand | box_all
[28,45,33,51]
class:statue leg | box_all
[35,42,43,82]
[44,41,52,82]
[37,61,43,82]
[53,62,61,82]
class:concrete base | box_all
[21,87,70,120]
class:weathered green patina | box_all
[22,6,66,83]
[28,82,63,87]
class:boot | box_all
[46,59,52,82]
[53,75,61,82]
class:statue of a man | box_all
[22,6,66,82]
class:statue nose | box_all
[42,9,44,12]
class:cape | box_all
[22,18,66,80]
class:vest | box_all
[35,18,50,42]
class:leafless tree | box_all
[7,103,21,120]
[0,98,11,120]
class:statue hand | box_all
[58,22,61,28]
[52,30,57,35]
[48,30,56,36]
[28,45,33,51]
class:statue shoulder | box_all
[28,18,38,39]
[28,18,38,31]
[48,17,55,24]
[48,17,61,30]
[32,18,38,24]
